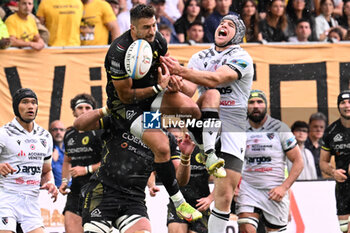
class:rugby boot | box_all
[205,151,225,178]
[176,202,203,222]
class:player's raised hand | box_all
[0,163,16,177]
[167,75,184,93]
[160,56,183,75]
[158,63,170,90]
[178,134,195,156]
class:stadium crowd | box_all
[1,0,350,49]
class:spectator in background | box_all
[0,17,10,49]
[5,0,44,50]
[327,26,343,41]
[203,0,235,43]
[201,0,216,18]
[339,0,350,39]
[174,0,204,43]
[287,121,318,180]
[150,0,178,43]
[117,0,146,34]
[288,18,312,42]
[259,0,289,42]
[315,0,339,41]
[158,24,173,44]
[240,0,262,42]
[80,0,119,45]
[286,0,317,41]
[49,120,66,187]
[37,0,83,46]
[164,0,184,23]
[305,112,327,179]
[186,21,205,44]
[107,0,121,17]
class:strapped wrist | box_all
[153,84,163,94]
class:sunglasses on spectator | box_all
[50,128,65,132]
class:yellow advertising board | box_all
[0,43,349,129]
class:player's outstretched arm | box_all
[74,107,108,131]
[160,56,239,88]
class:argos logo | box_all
[15,165,41,175]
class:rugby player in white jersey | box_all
[0,88,58,233]
[161,14,254,232]
[236,90,303,233]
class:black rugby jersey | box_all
[91,116,177,202]
[64,127,103,192]
[104,30,167,110]
[322,119,350,181]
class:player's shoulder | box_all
[325,119,341,135]
[154,31,168,55]
[33,123,51,139]
[108,31,133,56]
[264,116,288,132]
[64,126,76,139]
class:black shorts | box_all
[220,152,243,173]
[335,182,350,215]
[82,180,149,227]
[166,202,210,233]
[63,191,83,216]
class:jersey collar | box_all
[11,117,38,134]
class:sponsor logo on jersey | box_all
[28,152,46,160]
[116,43,125,52]
[25,139,37,143]
[333,134,343,142]
[143,110,161,129]
[250,144,272,151]
[15,165,41,175]
[18,150,26,156]
[220,100,235,106]
[267,133,274,140]
[216,86,233,95]
[334,143,350,150]
[111,60,120,69]
[66,147,93,154]
[247,156,272,165]
[67,138,75,146]
[40,139,47,148]
[2,217,8,225]
[230,59,248,69]
[286,137,295,147]
[30,144,35,150]
[91,208,102,217]
[122,133,148,149]
[121,142,128,148]
[82,136,89,145]
[17,140,21,145]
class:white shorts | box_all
[220,128,246,161]
[0,190,43,232]
[235,180,289,227]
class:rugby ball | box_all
[124,39,153,80]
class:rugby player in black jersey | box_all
[104,3,222,222]
[73,107,197,233]
[320,90,350,233]
[59,94,103,233]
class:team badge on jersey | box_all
[267,133,274,140]
[2,217,8,225]
[40,139,47,148]
[143,110,161,129]
[230,59,248,69]
[82,136,90,145]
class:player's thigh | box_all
[168,222,188,233]
[64,211,83,233]
[161,91,201,118]
[124,217,151,233]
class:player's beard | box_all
[248,108,267,123]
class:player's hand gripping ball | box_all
[124,39,153,80]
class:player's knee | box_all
[130,115,144,139]
[153,141,170,159]
[339,219,349,232]
[83,221,112,233]
[238,217,258,233]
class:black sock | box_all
[187,119,203,145]
[154,160,179,196]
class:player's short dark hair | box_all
[70,93,97,111]
[291,121,309,132]
[308,112,327,124]
[130,4,155,25]
[296,18,311,26]
[188,21,204,30]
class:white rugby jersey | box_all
[0,118,52,196]
[243,115,297,189]
[188,44,254,131]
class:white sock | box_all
[201,109,220,153]
[170,191,185,208]
[208,207,230,233]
